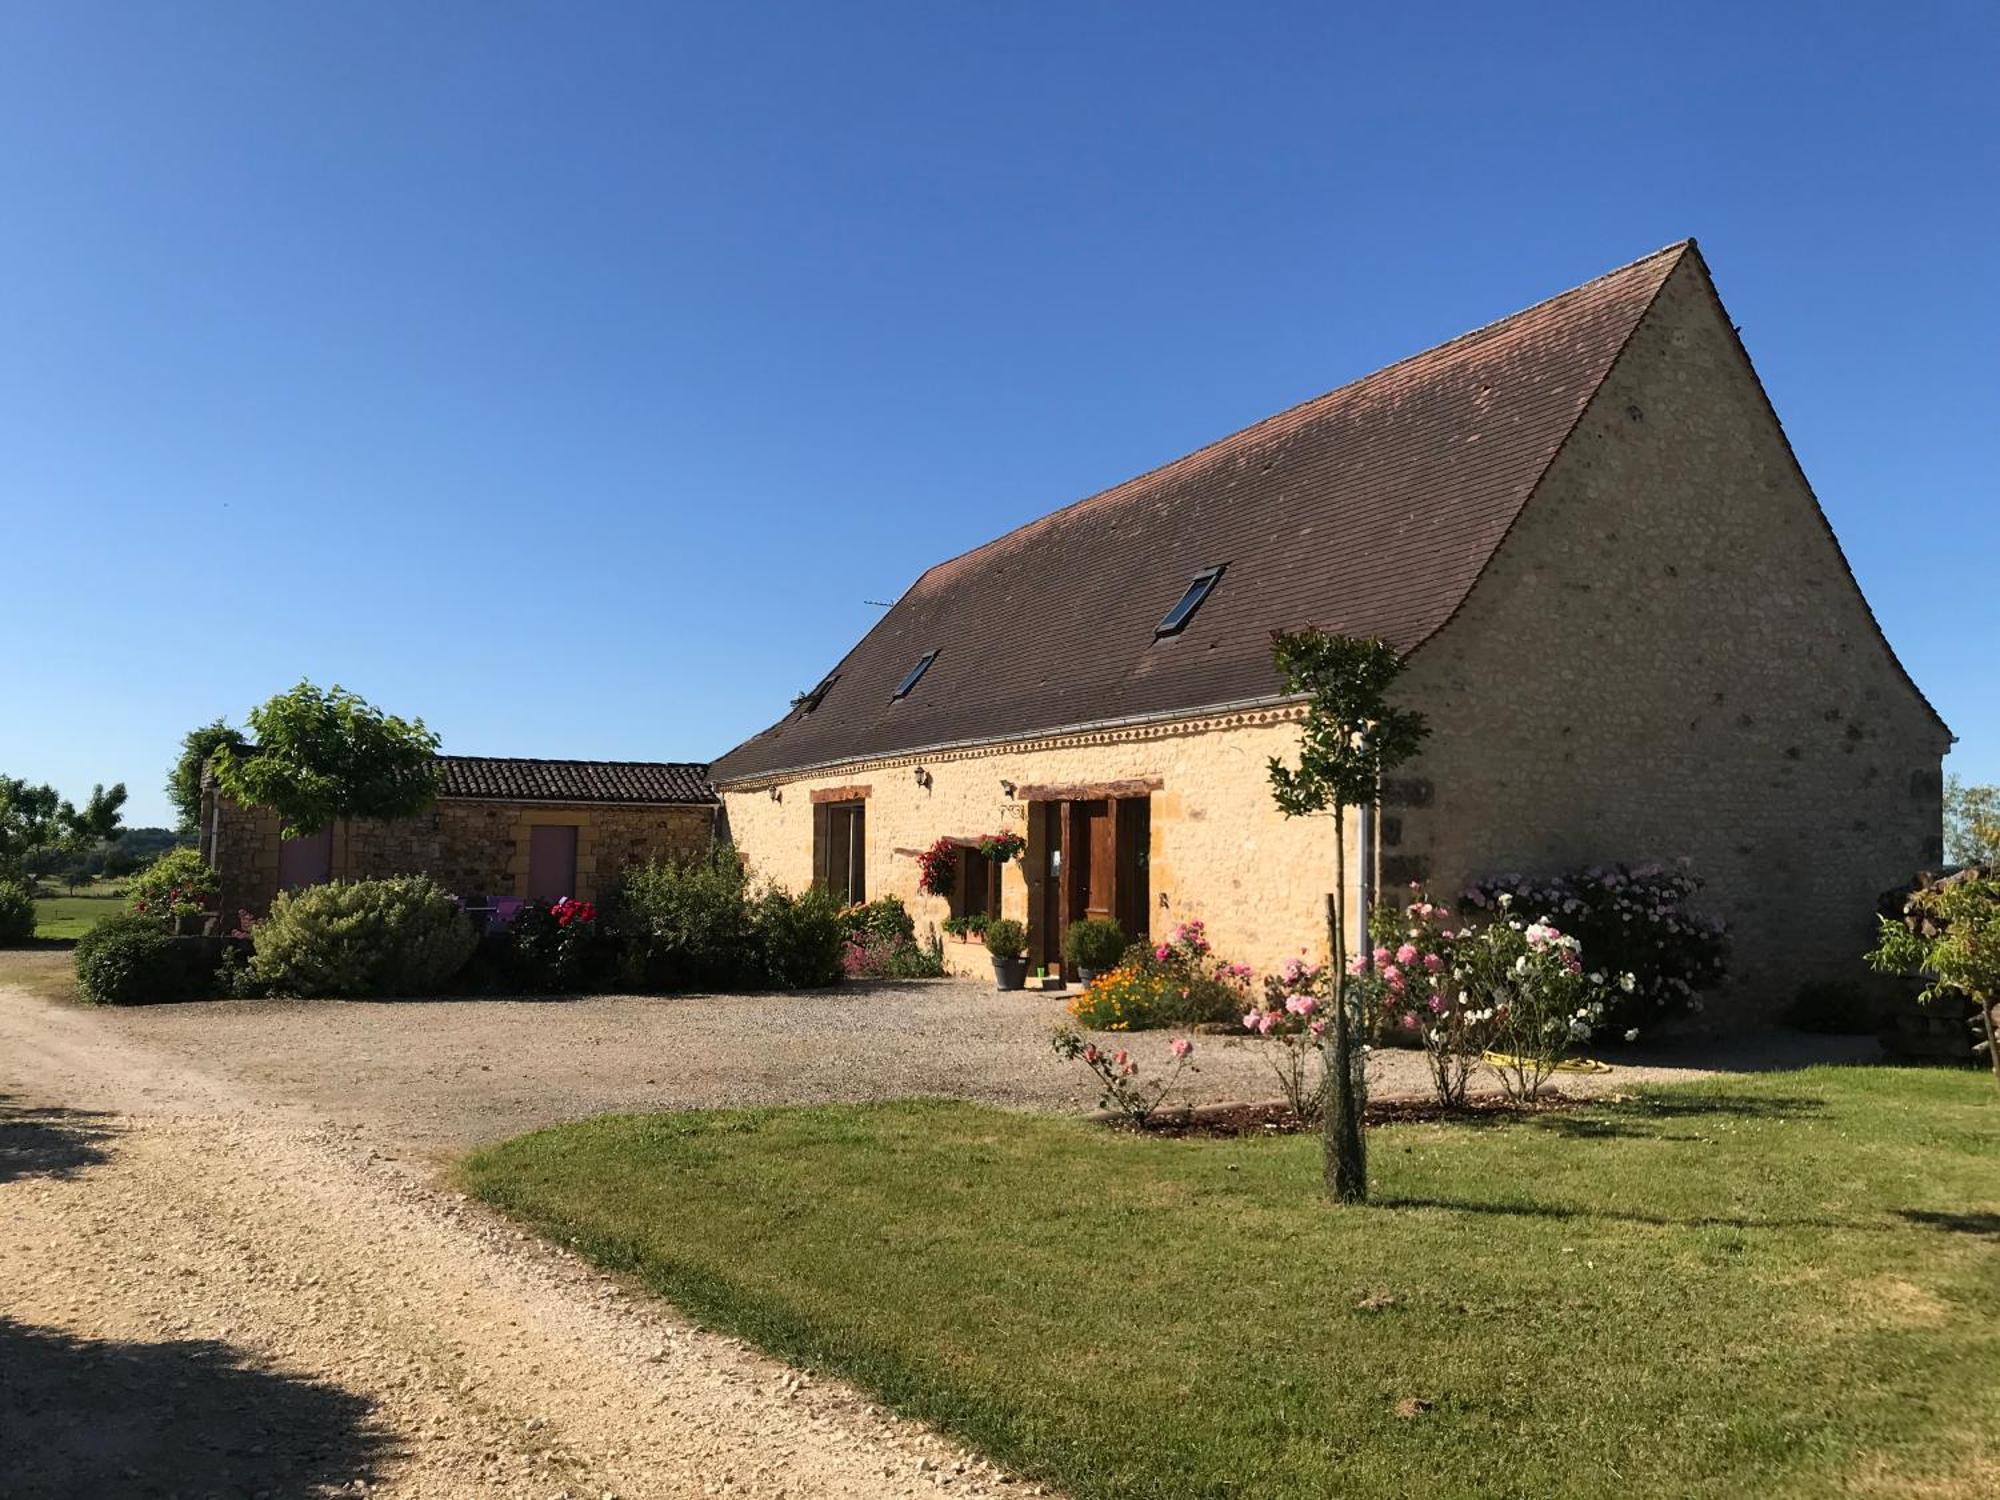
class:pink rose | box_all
[1372,946,1391,967]
[1400,1012,1419,1030]
[1395,943,1418,965]
[1423,952,1443,972]
[1242,1010,1261,1031]
[1169,1037,1193,1059]
[1154,944,1171,962]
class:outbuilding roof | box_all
[711,242,1694,785]
[438,756,716,806]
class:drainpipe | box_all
[1357,795,1377,962]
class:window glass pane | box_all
[893,650,938,699]
[1155,566,1225,636]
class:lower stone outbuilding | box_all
[201,756,718,917]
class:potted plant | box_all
[1063,917,1127,986]
[984,918,1028,991]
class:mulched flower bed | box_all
[1112,1091,1577,1138]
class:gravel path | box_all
[0,955,1871,1496]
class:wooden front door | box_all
[1027,793,1152,969]
[527,824,579,902]
[1070,800,1115,925]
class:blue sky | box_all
[2,2,1994,827]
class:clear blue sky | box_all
[2,2,1994,827]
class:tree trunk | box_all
[1324,808,1367,1202]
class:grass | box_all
[461,1068,2000,1500]
[32,878,128,940]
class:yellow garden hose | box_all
[1481,1051,1614,1074]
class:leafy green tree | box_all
[1870,873,1999,1088]
[1267,631,1429,1204]
[210,681,439,838]
[0,777,127,875]
[167,719,249,834]
[1943,775,1999,868]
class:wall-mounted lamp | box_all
[914,766,933,790]
[768,786,782,803]
[1000,780,1017,799]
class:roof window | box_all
[1155,564,1226,637]
[793,672,839,715]
[892,650,939,700]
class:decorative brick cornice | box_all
[714,703,1305,794]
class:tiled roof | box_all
[711,242,1692,785]
[438,756,716,805]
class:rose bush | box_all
[1051,1026,1195,1125]
[1462,864,1724,1030]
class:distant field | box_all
[33,882,127,940]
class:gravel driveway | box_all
[0,952,1871,1497]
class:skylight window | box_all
[1155,564,1226,637]
[892,650,939,700]
[794,672,839,715]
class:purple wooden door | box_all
[277,826,333,890]
[527,825,578,903]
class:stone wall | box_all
[1391,251,1950,1011]
[203,789,716,917]
[718,710,1360,980]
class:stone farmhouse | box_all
[710,241,1951,1006]
[203,756,717,918]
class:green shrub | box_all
[756,884,849,988]
[74,914,206,1005]
[611,845,762,990]
[249,876,476,997]
[847,895,917,947]
[984,918,1026,959]
[611,845,854,992]
[126,846,220,924]
[0,877,35,945]
[1063,918,1127,972]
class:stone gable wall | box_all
[1390,252,1949,1012]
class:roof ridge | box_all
[905,238,1697,590]
[439,753,709,770]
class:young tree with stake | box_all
[1267,631,1428,1203]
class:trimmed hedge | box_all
[250,876,477,998]
[74,915,209,1005]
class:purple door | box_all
[277,826,333,890]
[527,825,578,903]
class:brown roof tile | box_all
[711,242,1692,785]
[439,756,716,805]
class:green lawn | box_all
[32,881,126,940]
[462,1069,2000,1500]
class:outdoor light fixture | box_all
[914,766,933,790]
[769,786,782,803]
[1000,780,1017,798]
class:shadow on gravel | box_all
[0,1097,116,1184]
[0,1316,393,1497]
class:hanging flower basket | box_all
[976,830,1026,863]
[917,837,959,896]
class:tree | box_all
[1943,775,2000,868]
[1267,631,1429,1203]
[1870,871,1999,1088]
[0,777,127,876]
[209,681,439,838]
[167,719,249,834]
